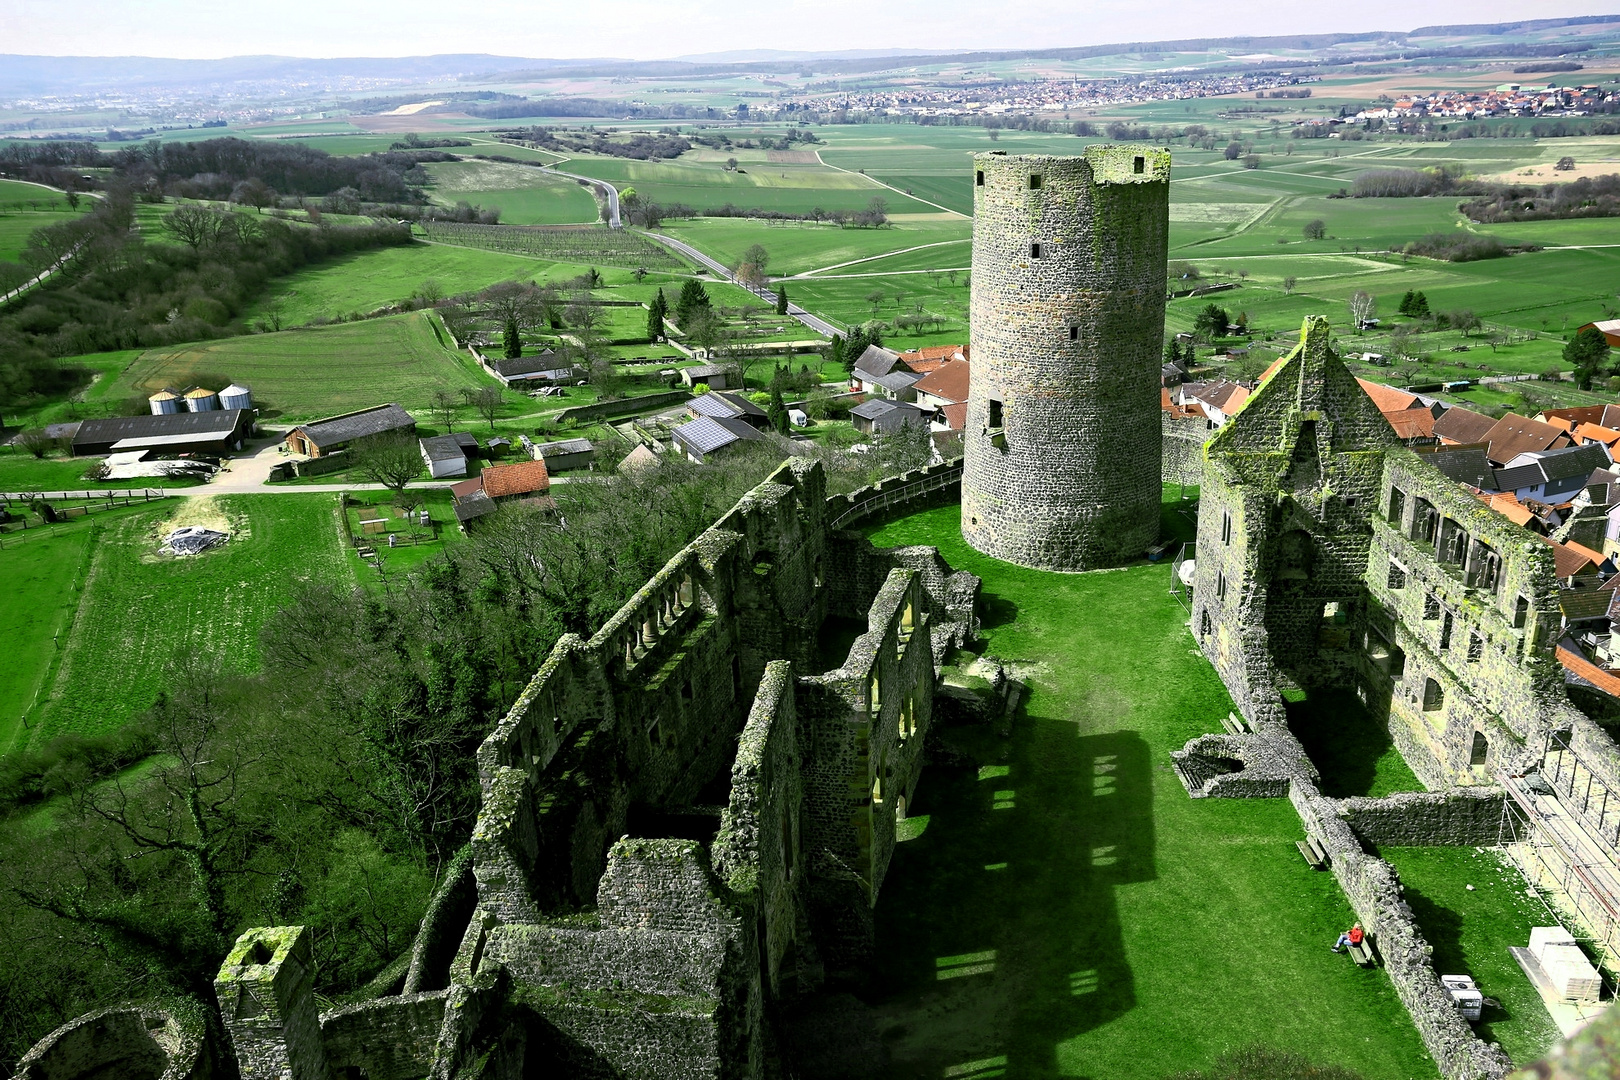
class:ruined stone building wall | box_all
[1194,317,1396,725]
[1162,412,1207,486]
[962,146,1170,570]
[1361,450,1572,786]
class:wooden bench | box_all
[1296,837,1330,871]
[1220,711,1249,735]
[1348,934,1377,968]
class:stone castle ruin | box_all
[21,149,1620,1080]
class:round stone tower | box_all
[961,146,1171,571]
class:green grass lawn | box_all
[0,448,204,492]
[1379,847,1562,1067]
[344,488,464,583]
[20,494,354,749]
[560,153,937,215]
[789,272,968,345]
[659,215,969,277]
[241,241,555,327]
[107,311,488,421]
[421,160,601,224]
[861,500,1435,1080]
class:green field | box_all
[17,494,354,749]
[559,151,939,215]
[108,311,488,421]
[662,214,968,277]
[421,160,601,224]
[863,501,1434,1080]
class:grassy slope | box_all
[863,501,1433,1080]
[1379,847,1561,1066]
[661,215,968,277]
[25,494,354,748]
[420,160,600,224]
[110,311,487,421]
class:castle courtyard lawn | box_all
[862,500,1436,1080]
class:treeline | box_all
[0,191,411,397]
[1397,232,1538,262]
[1350,166,1620,225]
[1461,174,1620,223]
[0,137,453,205]
[495,126,691,160]
[626,198,889,228]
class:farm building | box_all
[419,432,481,478]
[533,437,595,472]
[851,398,931,436]
[284,404,416,458]
[670,415,763,463]
[483,349,581,387]
[688,391,768,429]
[679,364,731,390]
[480,459,551,503]
[71,409,255,457]
[449,479,498,529]
[1580,319,1620,347]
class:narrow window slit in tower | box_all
[976,170,984,186]
[1029,174,1042,189]
[987,399,1003,430]
[1068,326,1078,341]
[1030,242,1042,259]
[1133,156,1145,174]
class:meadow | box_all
[421,159,600,224]
[659,214,968,277]
[863,500,1436,1080]
[108,311,488,420]
[14,494,354,750]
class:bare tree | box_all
[1349,290,1376,331]
[431,390,460,430]
[229,178,277,213]
[163,204,227,251]
[17,428,53,458]
[351,433,424,497]
[472,386,505,430]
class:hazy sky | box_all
[3,0,1617,60]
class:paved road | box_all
[641,232,845,338]
[543,164,621,227]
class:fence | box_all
[0,489,170,542]
[825,459,963,531]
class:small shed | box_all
[680,364,731,390]
[419,432,479,478]
[534,437,595,472]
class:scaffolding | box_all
[1498,732,1620,970]
[1169,541,1195,612]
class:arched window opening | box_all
[1423,678,1445,712]
[1470,731,1489,766]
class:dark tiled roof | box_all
[74,409,247,449]
[1417,444,1492,488]
[295,404,415,449]
[672,416,761,456]
[689,392,765,421]
[1481,413,1571,465]
[453,491,498,523]
[1432,406,1498,445]
[535,438,594,457]
[420,435,470,463]
[872,370,922,393]
[490,349,560,377]
[852,345,902,378]
[1499,442,1613,486]
[1562,588,1615,621]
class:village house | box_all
[911,357,969,432]
[1493,443,1613,504]
[1431,405,1499,447]
[481,348,580,387]
[1176,380,1248,429]
[284,404,416,458]
[850,344,922,401]
[851,397,931,436]
[670,415,764,463]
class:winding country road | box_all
[641,232,845,337]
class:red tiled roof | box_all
[941,402,967,431]
[1358,378,1422,413]
[1433,407,1498,445]
[1541,535,1600,578]
[1383,410,1435,440]
[1567,539,1608,567]
[899,343,968,367]
[450,476,484,499]
[481,459,551,499]
[913,359,969,404]
[1481,414,1573,464]
[1479,491,1538,528]
[1542,406,1609,427]
[1558,642,1620,697]
[1575,423,1620,449]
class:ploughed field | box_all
[861,500,1435,1080]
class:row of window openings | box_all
[1416,678,1490,765]
[973,158,1146,188]
[1389,558,1529,631]
[1386,488,1504,593]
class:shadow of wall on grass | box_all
[866,719,1155,1079]
[1285,688,1403,799]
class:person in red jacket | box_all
[1333,924,1364,953]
